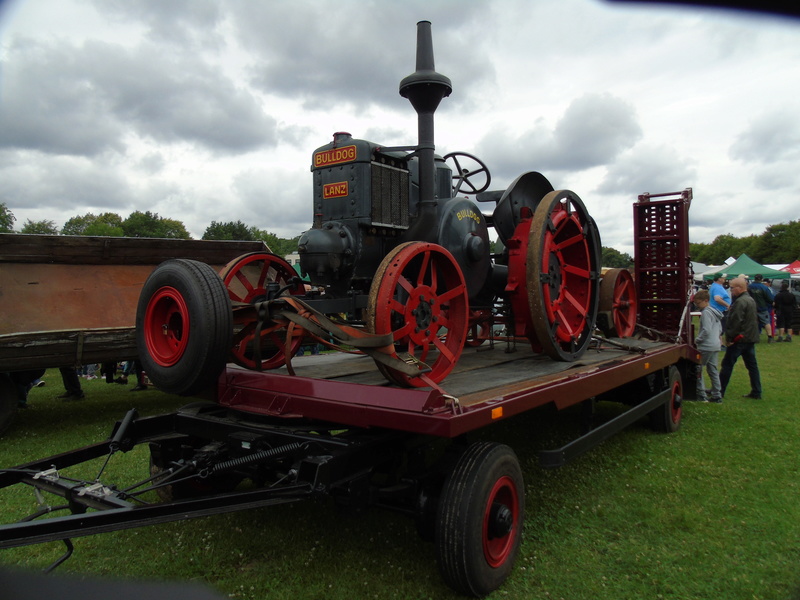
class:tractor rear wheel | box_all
[527,190,601,360]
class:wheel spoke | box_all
[561,263,590,278]
[417,251,432,287]
[551,232,585,251]
[563,289,588,316]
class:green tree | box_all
[20,219,59,234]
[0,202,16,233]
[750,221,800,264]
[122,211,191,239]
[62,212,124,236]
[203,220,259,241]
[256,230,300,256]
[601,246,634,268]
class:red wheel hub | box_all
[482,475,520,568]
[144,286,190,367]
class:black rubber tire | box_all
[0,373,18,437]
[650,366,683,433]
[435,442,525,597]
[136,259,232,396]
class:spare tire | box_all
[136,259,232,396]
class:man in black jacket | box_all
[720,277,762,399]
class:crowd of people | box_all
[693,272,798,404]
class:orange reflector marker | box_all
[491,407,503,420]
[644,362,650,370]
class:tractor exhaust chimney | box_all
[399,21,451,207]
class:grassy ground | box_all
[1,338,799,600]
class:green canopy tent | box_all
[702,253,790,281]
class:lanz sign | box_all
[323,181,349,199]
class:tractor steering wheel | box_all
[443,152,491,195]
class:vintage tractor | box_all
[136,21,637,394]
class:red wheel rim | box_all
[220,252,303,303]
[482,475,520,568]
[369,243,468,387]
[219,252,304,370]
[600,268,638,338]
[528,191,600,359]
[144,286,190,367]
[611,270,637,337]
[539,201,593,342]
[670,378,682,424]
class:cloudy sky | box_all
[1,0,798,254]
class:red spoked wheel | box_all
[599,268,638,338]
[219,252,305,370]
[368,242,469,387]
[436,442,524,596]
[528,190,601,361]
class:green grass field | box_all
[1,337,799,600]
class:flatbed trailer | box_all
[0,336,696,592]
[0,188,698,597]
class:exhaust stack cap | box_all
[399,21,452,114]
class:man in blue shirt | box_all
[709,272,730,335]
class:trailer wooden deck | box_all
[218,336,696,438]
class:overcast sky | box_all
[1,0,798,254]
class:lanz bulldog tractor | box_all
[136,21,636,395]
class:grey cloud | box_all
[595,144,697,196]
[91,0,225,48]
[0,37,277,157]
[0,39,126,156]
[136,152,166,174]
[0,152,134,211]
[229,1,495,111]
[729,110,800,164]
[477,93,642,182]
[233,168,309,234]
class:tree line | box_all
[0,203,300,258]
[8,202,794,267]
[689,220,800,265]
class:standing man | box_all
[719,277,762,400]
[748,274,774,342]
[709,272,731,314]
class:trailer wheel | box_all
[436,442,524,597]
[0,374,17,437]
[368,242,469,387]
[219,252,304,370]
[137,259,232,396]
[650,366,683,433]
